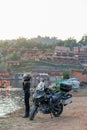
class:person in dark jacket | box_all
[22,74,31,118]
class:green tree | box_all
[64,37,77,50]
[62,70,70,79]
[78,35,87,46]
[7,53,20,60]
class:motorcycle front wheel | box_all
[29,104,38,120]
[52,102,63,117]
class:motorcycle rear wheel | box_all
[29,104,38,120]
[52,103,63,117]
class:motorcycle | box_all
[29,83,72,120]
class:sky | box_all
[0,0,87,41]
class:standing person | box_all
[22,74,31,118]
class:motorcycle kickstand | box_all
[50,113,53,118]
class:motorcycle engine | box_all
[41,104,51,114]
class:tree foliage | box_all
[63,37,77,50]
[62,70,70,79]
[78,35,87,46]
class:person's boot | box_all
[22,112,29,118]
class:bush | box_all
[62,70,70,80]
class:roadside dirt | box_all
[0,88,87,130]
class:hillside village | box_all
[0,42,87,83]
[1,45,87,67]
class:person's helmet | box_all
[23,74,31,81]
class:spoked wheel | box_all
[52,103,63,117]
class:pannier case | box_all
[62,94,72,105]
[60,83,72,92]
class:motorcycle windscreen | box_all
[33,90,45,99]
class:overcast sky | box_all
[0,0,87,41]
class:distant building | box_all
[0,71,9,77]
[55,46,70,53]
[71,69,87,82]
[53,46,77,64]
[6,61,20,66]
[73,46,87,64]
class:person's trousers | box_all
[24,93,30,115]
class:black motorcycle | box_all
[29,83,72,120]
